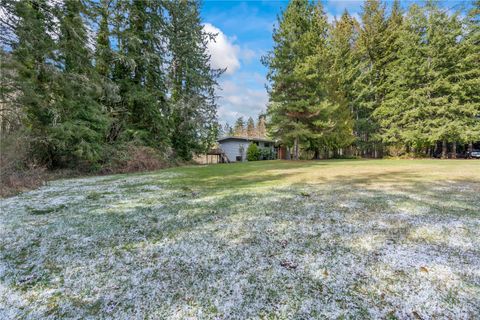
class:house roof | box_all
[217,136,274,143]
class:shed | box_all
[217,136,275,162]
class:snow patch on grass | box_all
[1,166,479,318]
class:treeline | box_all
[221,114,267,138]
[0,0,220,171]
[264,0,480,159]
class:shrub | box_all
[99,143,170,174]
[0,132,47,197]
[260,148,276,160]
[247,143,260,161]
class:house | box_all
[217,136,275,162]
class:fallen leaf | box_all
[420,266,429,273]
[323,270,329,277]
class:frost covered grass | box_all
[1,159,479,319]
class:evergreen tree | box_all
[373,0,412,152]
[374,2,475,158]
[112,0,168,149]
[352,0,388,157]
[222,122,233,137]
[234,117,245,136]
[50,0,109,166]
[94,0,112,79]
[93,0,120,143]
[1,0,478,169]
[329,11,359,115]
[256,114,267,138]
[264,0,334,160]
[246,117,255,137]
[423,2,465,157]
[457,1,480,153]
[3,0,109,166]
[326,10,358,156]
[374,4,429,153]
[165,0,222,160]
[7,0,58,164]
[374,0,403,147]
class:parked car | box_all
[467,149,480,159]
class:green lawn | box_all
[1,160,479,319]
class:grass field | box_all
[1,159,479,319]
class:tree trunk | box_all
[442,140,447,159]
[314,149,319,160]
[468,142,473,154]
[285,146,291,160]
[452,141,456,159]
[293,137,299,160]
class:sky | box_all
[200,0,470,126]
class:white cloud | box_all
[217,76,268,125]
[202,23,267,124]
[203,23,240,75]
[239,48,257,63]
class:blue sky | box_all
[201,0,470,126]
[200,0,366,126]
[201,1,288,126]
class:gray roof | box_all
[217,136,274,143]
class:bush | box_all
[260,148,276,160]
[99,143,170,174]
[0,137,174,197]
[247,143,260,161]
[385,145,406,157]
[0,132,47,197]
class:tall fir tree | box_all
[374,4,429,152]
[51,0,109,166]
[457,1,480,153]
[264,0,335,160]
[325,10,358,157]
[93,0,120,143]
[256,114,267,138]
[165,0,222,160]
[422,2,465,157]
[7,0,58,164]
[233,117,245,136]
[246,117,255,137]
[352,0,388,157]
[111,0,169,149]
[223,122,233,136]
[373,0,411,152]
[94,0,112,79]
